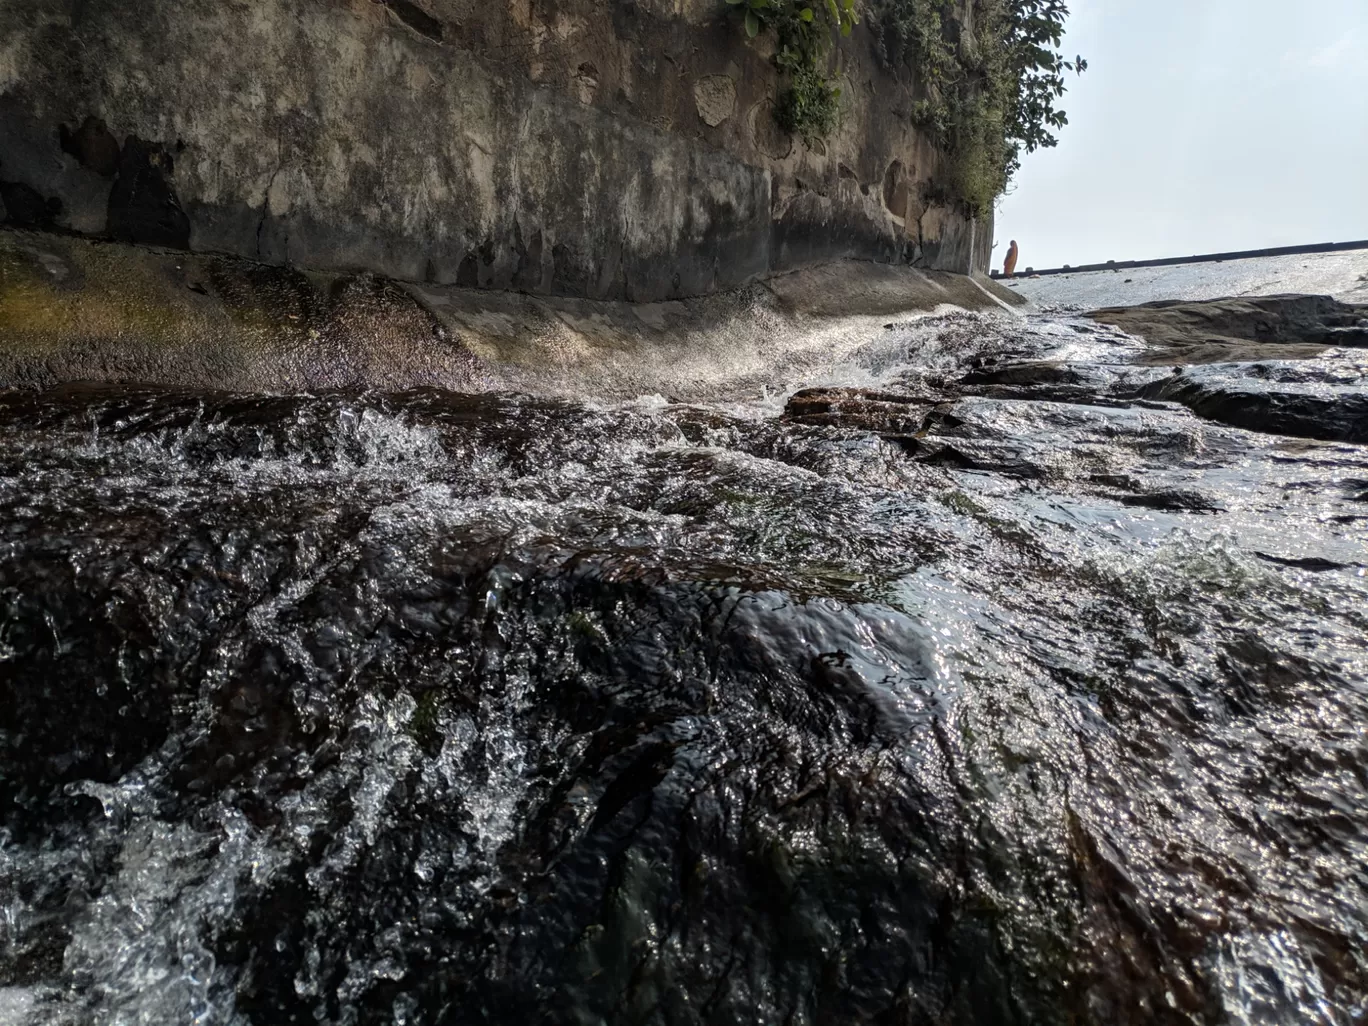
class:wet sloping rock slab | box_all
[0,230,482,391]
[917,290,1368,448]
[779,315,1368,555]
[783,384,1233,512]
[1086,293,1368,364]
[3,303,1368,1025]
[1070,292,1368,443]
[0,227,1018,395]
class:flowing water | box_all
[1004,248,1368,307]
[2,270,1367,1025]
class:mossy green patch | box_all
[0,234,222,354]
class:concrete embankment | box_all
[996,240,1368,279]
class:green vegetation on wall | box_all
[726,0,859,145]
[876,0,1085,215]
[729,0,1084,217]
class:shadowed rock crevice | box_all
[107,137,190,249]
[381,0,444,42]
[0,179,64,229]
[58,117,122,177]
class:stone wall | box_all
[0,0,991,302]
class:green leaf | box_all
[799,6,814,20]
[745,10,759,36]
[825,0,839,22]
[840,18,852,35]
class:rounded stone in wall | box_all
[749,100,792,161]
[694,75,737,127]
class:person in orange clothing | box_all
[1003,239,1019,278]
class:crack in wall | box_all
[383,0,443,42]
[256,133,285,261]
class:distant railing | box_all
[990,239,1368,278]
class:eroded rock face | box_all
[0,0,990,301]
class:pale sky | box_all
[994,0,1368,272]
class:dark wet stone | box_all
[782,386,938,434]
[959,361,1086,387]
[954,361,1132,406]
[1254,552,1359,572]
[1137,370,1368,444]
[107,136,190,249]
[1115,489,1224,512]
[1089,294,1368,364]
[0,180,63,228]
[59,116,122,177]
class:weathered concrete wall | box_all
[0,0,990,302]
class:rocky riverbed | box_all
[1,265,1366,1025]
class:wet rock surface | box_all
[0,230,482,392]
[0,227,1019,395]
[1087,293,1368,364]
[1,301,1366,1025]
[792,295,1368,450]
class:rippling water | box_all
[1005,248,1368,308]
[1,294,1366,1024]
